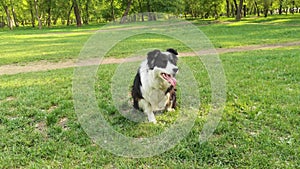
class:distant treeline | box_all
[1,0,299,29]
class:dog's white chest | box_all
[142,88,167,111]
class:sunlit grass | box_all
[0,47,299,168]
[1,14,300,65]
[242,13,300,25]
[0,32,91,65]
[200,23,300,48]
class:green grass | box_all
[242,14,300,25]
[0,31,91,65]
[0,15,299,168]
[201,23,300,48]
[1,14,300,65]
[0,46,299,168]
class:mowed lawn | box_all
[0,15,299,168]
[1,14,300,65]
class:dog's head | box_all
[147,49,179,87]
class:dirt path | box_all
[1,41,300,76]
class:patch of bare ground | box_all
[58,117,69,131]
[0,96,17,103]
[0,41,299,76]
[35,121,47,136]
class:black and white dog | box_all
[131,49,179,123]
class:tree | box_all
[295,0,300,13]
[184,0,225,19]
[120,0,132,23]
[83,0,91,24]
[10,0,19,27]
[263,0,272,17]
[46,0,51,27]
[110,0,116,22]
[1,0,300,29]
[34,0,42,29]
[1,0,14,29]
[73,0,82,26]
[67,1,74,25]
[226,0,231,17]
[137,0,145,21]
[50,0,60,25]
[26,0,36,27]
[235,0,244,20]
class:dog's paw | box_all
[167,108,175,112]
[147,113,157,124]
[149,119,157,124]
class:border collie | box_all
[131,49,179,123]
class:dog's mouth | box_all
[161,73,177,87]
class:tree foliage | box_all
[0,0,299,29]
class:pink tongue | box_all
[164,74,177,87]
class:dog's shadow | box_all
[118,100,148,123]
[117,99,179,124]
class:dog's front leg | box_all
[139,100,156,124]
[146,111,156,124]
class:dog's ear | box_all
[147,50,160,69]
[167,48,178,55]
[167,48,178,65]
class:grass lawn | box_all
[0,46,299,168]
[0,14,299,168]
[0,14,300,65]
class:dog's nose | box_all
[173,68,178,73]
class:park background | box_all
[1,0,300,28]
[0,0,299,168]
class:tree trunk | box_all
[53,16,58,25]
[263,0,269,17]
[110,0,115,22]
[233,0,238,16]
[270,2,273,15]
[231,3,235,17]
[0,15,4,28]
[67,3,74,26]
[213,3,218,19]
[3,5,13,30]
[226,0,230,17]
[84,0,90,24]
[264,9,268,17]
[279,0,283,15]
[291,0,295,14]
[132,14,136,22]
[251,5,255,15]
[46,0,51,27]
[34,0,42,29]
[147,0,155,21]
[243,4,247,17]
[10,0,19,27]
[28,0,35,27]
[235,0,243,21]
[120,0,132,23]
[255,1,260,16]
[147,0,151,20]
[138,0,144,21]
[73,0,82,27]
